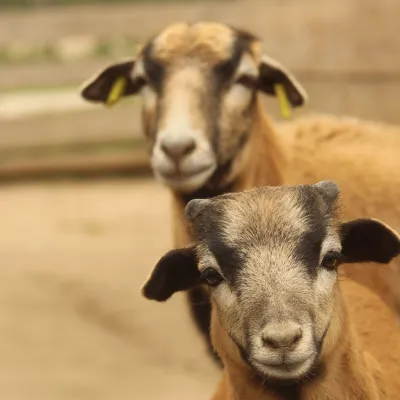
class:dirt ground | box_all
[0,178,219,400]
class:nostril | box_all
[160,142,172,157]
[291,332,302,346]
[181,140,196,156]
[263,338,281,349]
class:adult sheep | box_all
[80,22,400,362]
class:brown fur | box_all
[280,114,400,314]
[172,97,286,245]
[173,102,400,316]
[80,21,400,364]
[211,280,400,400]
[152,22,236,64]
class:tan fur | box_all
[172,96,286,245]
[279,114,400,314]
[173,98,400,316]
[211,280,400,400]
[152,22,235,64]
[150,24,399,318]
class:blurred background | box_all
[0,0,399,399]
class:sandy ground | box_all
[0,178,219,400]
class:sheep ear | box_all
[141,246,201,302]
[340,219,400,264]
[257,55,308,107]
[80,59,141,104]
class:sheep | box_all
[80,21,400,361]
[142,181,400,399]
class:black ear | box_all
[141,246,201,302]
[80,59,142,104]
[340,219,400,264]
[257,55,308,107]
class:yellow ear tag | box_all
[274,83,291,119]
[106,76,127,108]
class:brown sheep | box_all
[142,181,400,399]
[80,22,400,363]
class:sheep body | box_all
[281,114,400,227]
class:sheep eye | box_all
[321,251,342,270]
[133,76,148,91]
[135,76,148,86]
[201,268,223,287]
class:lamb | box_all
[79,21,400,361]
[142,181,400,399]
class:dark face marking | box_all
[141,42,166,93]
[196,187,333,287]
[294,190,329,277]
[213,30,256,86]
[210,31,258,158]
[190,197,247,285]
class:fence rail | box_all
[0,0,398,182]
[0,0,182,8]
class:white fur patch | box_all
[319,233,341,264]
[160,67,204,134]
[131,58,145,80]
[141,86,157,111]
[224,83,252,110]
[235,53,258,79]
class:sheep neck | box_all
[211,289,380,400]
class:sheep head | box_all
[142,181,400,384]
[80,22,307,192]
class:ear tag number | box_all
[274,83,291,119]
[106,76,127,108]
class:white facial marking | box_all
[320,233,341,264]
[224,84,252,110]
[131,57,145,80]
[150,66,217,192]
[223,54,257,110]
[160,66,203,133]
[141,86,157,110]
[131,58,157,110]
[235,53,258,79]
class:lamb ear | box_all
[80,59,141,104]
[340,219,400,264]
[257,54,308,107]
[141,246,201,302]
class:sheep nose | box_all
[262,323,303,351]
[160,136,197,164]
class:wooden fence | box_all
[0,0,399,181]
